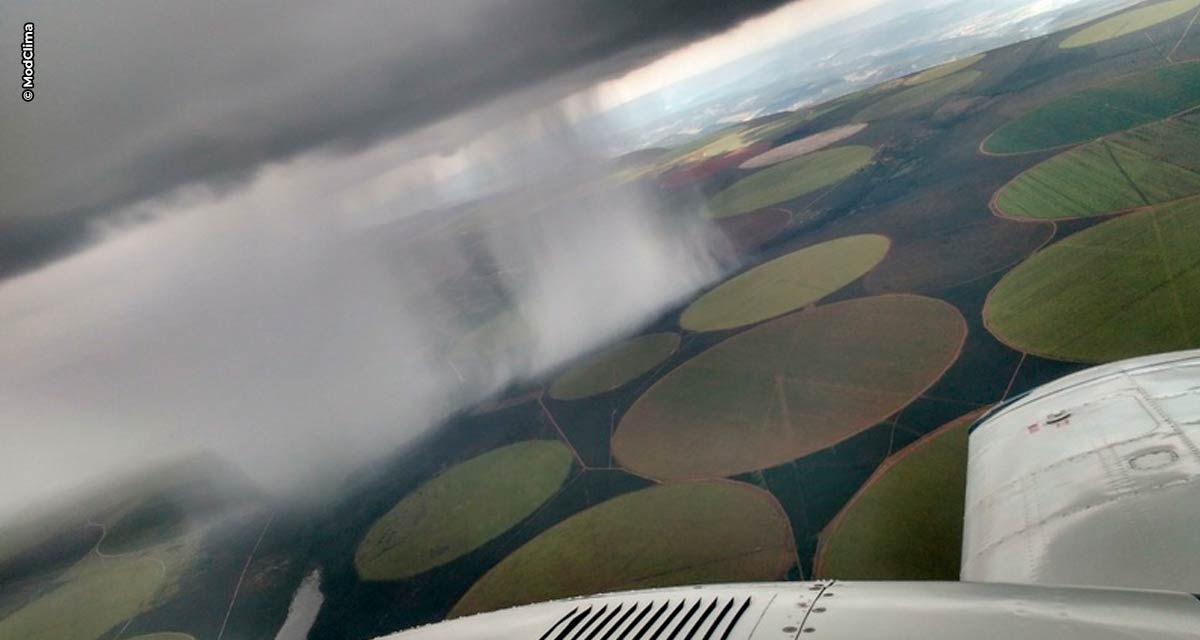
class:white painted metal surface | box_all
[963,349,1200,592]
[381,582,1200,639]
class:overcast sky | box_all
[0,0,1134,518]
[0,0,821,278]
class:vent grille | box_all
[540,596,752,640]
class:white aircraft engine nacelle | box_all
[962,349,1200,593]
[385,582,1200,639]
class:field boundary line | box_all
[1147,209,1194,346]
[1102,140,1152,206]
[537,396,588,469]
[812,406,990,579]
[216,515,274,640]
[1168,6,1200,62]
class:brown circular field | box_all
[864,217,1055,294]
[739,124,869,170]
[449,481,796,617]
[712,208,794,254]
[614,295,967,480]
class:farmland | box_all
[707,146,877,218]
[355,441,574,581]
[856,71,982,121]
[982,62,1200,154]
[993,114,1200,219]
[616,295,966,480]
[449,481,796,617]
[1059,0,1200,49]
[549,333,681,401]
[679,234,890,332]
[985,197,1200,363]
[815,408,987,580]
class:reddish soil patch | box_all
[713,208,793,254]
[658,142,772,190]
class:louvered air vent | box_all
[538,596,752,640]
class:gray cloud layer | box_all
[0,0,793,277]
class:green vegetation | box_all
[0,533,197,640]
[449,481,795,617]
[985,197,1200,363]
[680,234,890,332]
[982,62,1200,154]
[98,497,187,555]
[857,71,982,121]
[739,124,869,170]
[904,53,985,86]
[1060,0,1200,49]
[816,407,987,580]
[993,114,1200,219]
[708,146,877,218]
[616,295,966,480]
[549,333,680,401]
[866,217,1054,293]
[355,441,574,581]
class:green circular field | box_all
[857,71,981,121]
[982,62,1200,154]
[992,113,1200,220]
[0,535,197,640]
[355,441,574,581]
[449,481,796,617]
[864,217,1054,293]
[986,198,1200,364]
[617,295,966,480]
[707,146,876,218]
[549,333,680,401]
[904,54,984,86]
[1060,0,1200,49]
[815,407,988,580]
[680,234,890,332]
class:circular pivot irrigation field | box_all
[680,234,890,332]
[739,124,869,170]
[856,71,982,121]
[617,294,967,481]
[982,62,1200,155]
[549,333,681,401]
[985,197,1200,363]
[992,113,1200,220]
[449,481,796,617]
[815,407,988,580]
[707,146,877,218]
[903,54,985,86]
[1060,0,1200,49]
[0,535,197,640]
[355,440,574,581]
[865,217,1055,293]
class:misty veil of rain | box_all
[3,0,1199,638]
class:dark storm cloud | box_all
[0,0,794,276]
